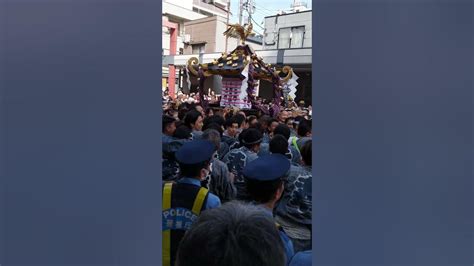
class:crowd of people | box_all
[162,94,312,266]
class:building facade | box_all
[162,2,313,105]
[259,9,312,104]
[162,0,230,98]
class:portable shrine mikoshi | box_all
[186,23,298,117]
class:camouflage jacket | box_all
[276,165,312,225]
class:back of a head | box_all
[259,115,271,126]
[203,122,224,136]
[274,124,291,140]
[250,121,264,134]
[234,114,246,128]
[300,140,312,166]
[178,107,189,121]
[174,125,192,140]
[206,115,225,128]
[176,201,285,266]
[162,115,176,133]
[297,119,312,137]
[184,109,202,128]
[240,128,263,149]
[270,134,289,155]
[201,129,221,151]
[247,115,257,125]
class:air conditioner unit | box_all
[183,34,191,43]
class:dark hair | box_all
[225,116,239,129]
[269,135,289,155]
[201,129,221,151]
[184,110,203,129]
[205,107,214,116]
[162,115,176,133]
[247,115,257,125]
[178,108,189,121]
[300,140,312,166]
[224,110,234,120]
[234,114,246,127]
[246,177,283,204]
[203,122,224,137]
[176,202,286,266]
[273,124,291,140]
[284,117,294,125]
[206,115,226,128]
[259,115,272,127]
[294,116,305,123]
[249,122,264,134]
[297,119,312,137]
[179,160,210,178]
[174,125,192,140]
[240,128,263,149]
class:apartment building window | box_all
[278,26,305,49]
[192,43,206,54]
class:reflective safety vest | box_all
[290,136,300,153]
[162,182,209,266]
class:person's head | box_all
[178,107,189,121]
[269,135,289,155]
[174,125,192,140]
[277,110,289,123]
[249,121,264,134]
[201,129,221,152]
[162,115,176,136]
[297,119,312,137]
[273,124,291,141]
[195,105,205,117]
[206,108,214,117]
[176,140,214,180]
[213,108,224,117]
[247,115,258,127]
[285,117,295,130]
[234,114,246,130]
[269,119,279,133]
[205,115,226,128]
[176,201,286,266]
[184,109,204,132]
[258,115,272,129]
[298,100,305,107]
[300,140,312,166]
[202,122,224,137]
[240,128,263,153]
[225,117,239,137]
[243,154,290,206]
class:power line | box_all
[254,9,271,18]
[254,4,279,14]
[250,16,265,31]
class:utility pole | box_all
[239,0,243,25]
[225,0,230,52]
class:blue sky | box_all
[228,0,312,35]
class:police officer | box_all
[162,115,180,181]
[162,140,221,266]
[223,128,262,200]
[243,154,295,265]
